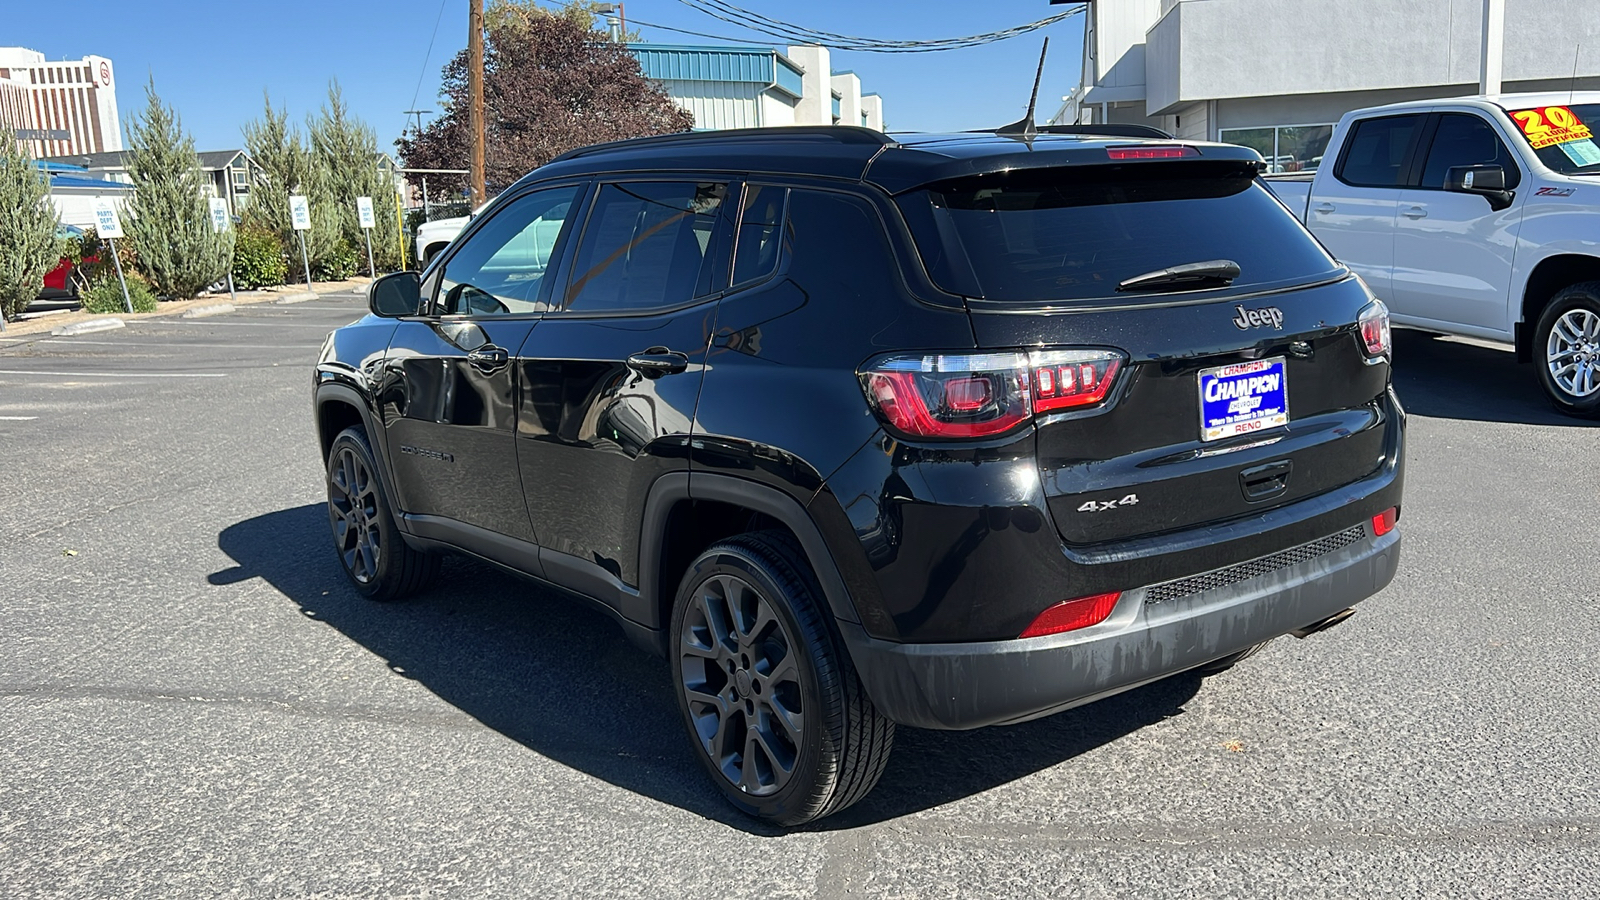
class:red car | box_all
[36,224,95,306]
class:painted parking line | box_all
[0,415,39,420]
[36,339,316,350]
[0,369,228,378]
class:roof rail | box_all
[550,125,895,164]
[1032,123,1175,139]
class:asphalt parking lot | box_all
[2,294,1598,899]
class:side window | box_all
[1336,115,1423,188]
[438,185,582,316]
[562,181,728,314]
[1419,114,1521,189]
[731,184,788,287]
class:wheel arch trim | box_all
[314,383,408,533]
[638,472,863,639]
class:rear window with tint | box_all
[897,161,1339,303]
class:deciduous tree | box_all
[398,0,693,195]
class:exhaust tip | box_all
[1290,607,1356,639]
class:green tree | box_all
[308,83,402,272]
[124,79,233,299]
[0,130,62,322]
[242,94,337,281]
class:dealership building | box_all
[629,43,884,131]
[0,46,121,158]
[1055,0,1600,171]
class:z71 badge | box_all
[1078,494,1140,513]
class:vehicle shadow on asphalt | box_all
[211,504,1201,834]
[1390,329,1600,426]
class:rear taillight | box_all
[1019,592,1122,638]
[1106,145,1198,160]
[1371,506,1398,536]
[860,349,1126,440]
[1358,299,1391,359]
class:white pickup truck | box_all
[1266,92,1600,416]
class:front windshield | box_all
[1506,103,1600,175]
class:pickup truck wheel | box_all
[1535,283,1600,418]
[670,531,894,826]
[325,426,439,600]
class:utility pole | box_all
[1480,0,1505,95]
[469,0,487,207]
[402,109,432,138]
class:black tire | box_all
[325,425,439,601]
[1194,640,1270,676]
[669,530,894,826]
[1533,282,1600,418]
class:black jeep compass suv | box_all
[314,126,1404,825]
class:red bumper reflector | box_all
[1019,592,1122,639]
[1371,507,1398,536]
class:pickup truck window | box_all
[1336,115,1423,188]
[1419,114,1521,189]
[897,160,1340,303]
[1507,103,1600,175]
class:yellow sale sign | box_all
[1511,105,1595,150]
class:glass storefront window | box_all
[1219,124,1336,173]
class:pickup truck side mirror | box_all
[369,271,422,317]
[1444,165,1515,212]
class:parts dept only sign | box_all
[289,195,311,231]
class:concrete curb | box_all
[181,303,236,319]
[52,318,126,336]
[274,291,319,305]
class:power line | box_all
[665,0,1083,52]
[406,0,452,135]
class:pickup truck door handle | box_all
[1313,203,1336,215]
[626,348,690,377]
[1402,206,1428,219]
[466,345,510,372]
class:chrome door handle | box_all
[1313,203,1336,214]
[1403,206,1428,219]
[466,345,509,372]
[626,348,689,377]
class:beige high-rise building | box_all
[0,47,121,158]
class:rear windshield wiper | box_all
[1117,259,1241,292]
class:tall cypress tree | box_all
[243,93,337,279]
[309,83,402,271]
[124,79,232,299]
[0,129,62,322]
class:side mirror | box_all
[1444,165,1515,211]
[369,271,422,317]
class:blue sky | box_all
[5,1,1086,152]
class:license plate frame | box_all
[1198,357,1289,442]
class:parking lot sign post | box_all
[356,197,376,278]
[289,195,312,292]
[94,200,133,314]
[208,197,236,302]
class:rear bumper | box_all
[840,526,1400,730]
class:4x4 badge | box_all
[1078,494,1140,513]
[1232,305,1285,330]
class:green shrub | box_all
[313,238,360,282]
[81,275,157,314]
[232,223,288,289]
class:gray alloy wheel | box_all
[328,443,382,584]
[670,531,894,825]
[1534,283,1600,418]
[1546,307,1600,399]
[324,426,439,600]
[678,572,805,797]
